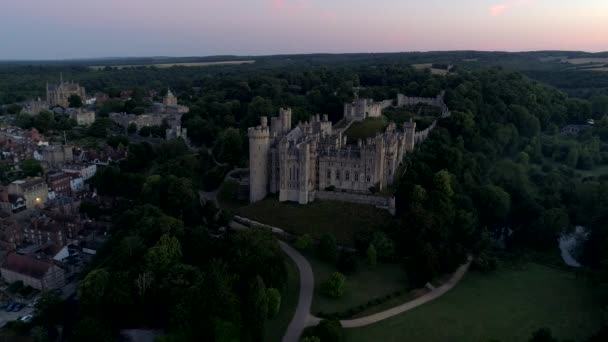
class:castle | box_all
[46,75,86,108]
[248,92,451,212]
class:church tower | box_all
[163,88,178,106]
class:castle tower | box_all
[279,108,292,134]
[404,119,416,152]
[163,88,178,106]
[248,117,271,203]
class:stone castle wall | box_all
[315,190,395,215]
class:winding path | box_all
[279,241,472,341]
[280,241,320,342]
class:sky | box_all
[0,0,607,60]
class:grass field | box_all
[236,198,394,244]
[344,117,388,143]
[307,254,408,315]
[345,263,602,342]
[412,63,450,76]
[89,60,255,70]
[265,256,300,342]
[561,57,608,65]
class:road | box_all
[279,241,319,342]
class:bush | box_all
[366,244,377,266]
[295,234,314,251]
[266,288,281,318]
[472,252,497,273]
[317,233,337,264]
[313,319,344,342]
[371,231,395,261]
[321,272,346,299]
[337,250,358,274]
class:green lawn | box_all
[344,117,388,143]
[236,198,394,245]
[307,254,408,316]
[265,256,300,342]
[345,263,602,342]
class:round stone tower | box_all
[248,116,271,203]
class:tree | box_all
[475,184,511,226]
[295,234,313,251]
[302,337,321,342]
[434,169,454,197]
[87,119,110,138]
[21,159,43,177]
[6,104,22,114]
[266,288,281,318]
[371,231,395,261]
[71,317,113,342]
[213,127,243,166]
[34,292,63,327]
[366,243,377,266]
[528,328,558,342]
[145,234,182,272]
[313,319,344,342]
[68,94,83,108]
[77,268,111,307]
[317,233,338,263]
[246,276,268,342]
[321,272,346,298]
[128,122,137,134]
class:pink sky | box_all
[0,0,606,59]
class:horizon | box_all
[1,0,607,60]
[2,49,608,62]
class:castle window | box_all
[336,170,340,180]
[327,170,331,180]
[355,173,359,181]
[345,172,350,181]
[367,175,371,183]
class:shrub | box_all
[371,231,395,261]
[313,319,344,342]
[295,234,314,251]
[302,337,321,342]
[366,244,377,266]
[266,288,281,318]
[472,252,497,273]
[317,233,337,264]
[322,272,346,299]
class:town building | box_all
[20,98,49,116]
[1,253,65,290]
[248,93,450,212]
[34,144,74,168]
[62,163,97,181]
[47,171,72,197]
[7,178,48,209]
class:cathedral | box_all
[248,93,450,209]
[46,75,86,108]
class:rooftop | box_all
[1,253,53,279]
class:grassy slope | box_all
[345,263,602,342]
[344,117,388,144]
[306,254,407,315]
[236,198,394,245]
[265,256,300,342]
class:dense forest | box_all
[3,53,608,340]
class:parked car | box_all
[12,303,23,312]
[18,315,33,323]
[4,302,15,312]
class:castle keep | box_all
[248,92,451,211]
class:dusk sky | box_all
[1,0,607,60]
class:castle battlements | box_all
[248,91,451,210]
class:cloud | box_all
[489,4,509,16]
[489,0,535,16]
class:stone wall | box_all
[315,190,395,215]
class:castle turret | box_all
[279,108,292,133]
[404,119,416,152]
[248,117,271,203]
[163,88,178,106]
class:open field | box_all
[89,60,255,70]
[412,63,450,76]
[345,263,602,342]
[236,198,394,244]
[306,254,407,316]
[561,57,608,65]
[344,117,388,143]
[266,256,299,342]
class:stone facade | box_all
[248,92,450,210]
[71,110,95,126]
[8,178,49,209]
[46,76,86,108]
[21,98,49,116]
[1,253,65,290]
